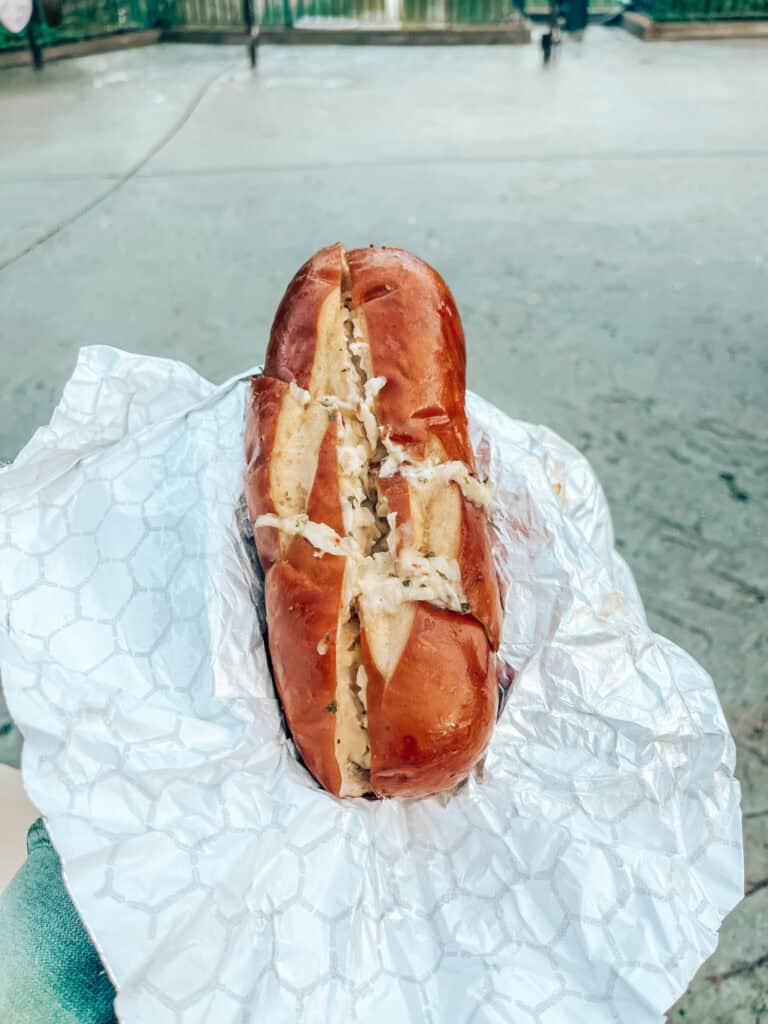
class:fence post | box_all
[27,0,45,69]
[243,0,257,64]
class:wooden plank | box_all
[258,21,532,41]
[0,48,31,68]
[161,26,255,42]
[0,29,161,70]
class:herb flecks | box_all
[460,601,470,613]
[325,701,338,713]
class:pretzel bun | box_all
[244,244,502,799]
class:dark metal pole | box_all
[26,0,45,70]
[242,0,257,65]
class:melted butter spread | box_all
[255,514,467,615]
[379,436,493,511]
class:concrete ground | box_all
[0,767,38,892]
[1,28,767,1021]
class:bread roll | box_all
[244,244,502,798]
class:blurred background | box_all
[1,2,766,1020]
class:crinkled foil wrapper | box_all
[0,347,742,1024]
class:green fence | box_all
[0,0,524,47]
[638,0,767,15]
[167,0,523,26]
[164,0,242,26]
[1,0,154,51]
[1,0,765,53]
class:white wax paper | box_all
[0,346,742,1024]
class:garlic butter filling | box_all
[252,514,469,616]
[379,436,494,512]
[253,512,358,559]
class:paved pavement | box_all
[1,29,767,1021]
[0,767,38,893]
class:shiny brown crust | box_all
[347,246,473,466]
[363,605,497,798]
[245,244,503,799]
[265,243,344,389]
[265,543,345,796]
[244,375,283,569]
[246,372,346,795]
[459,496,502,649]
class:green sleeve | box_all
[0,819,117,1024]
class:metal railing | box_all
[638,0,767,16]
[1,0,526,50]
[168,0,524,25]
[162,0,243,26]
[1,0,153,53]
[2,0,764,54]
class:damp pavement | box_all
[1,28,767,1021]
